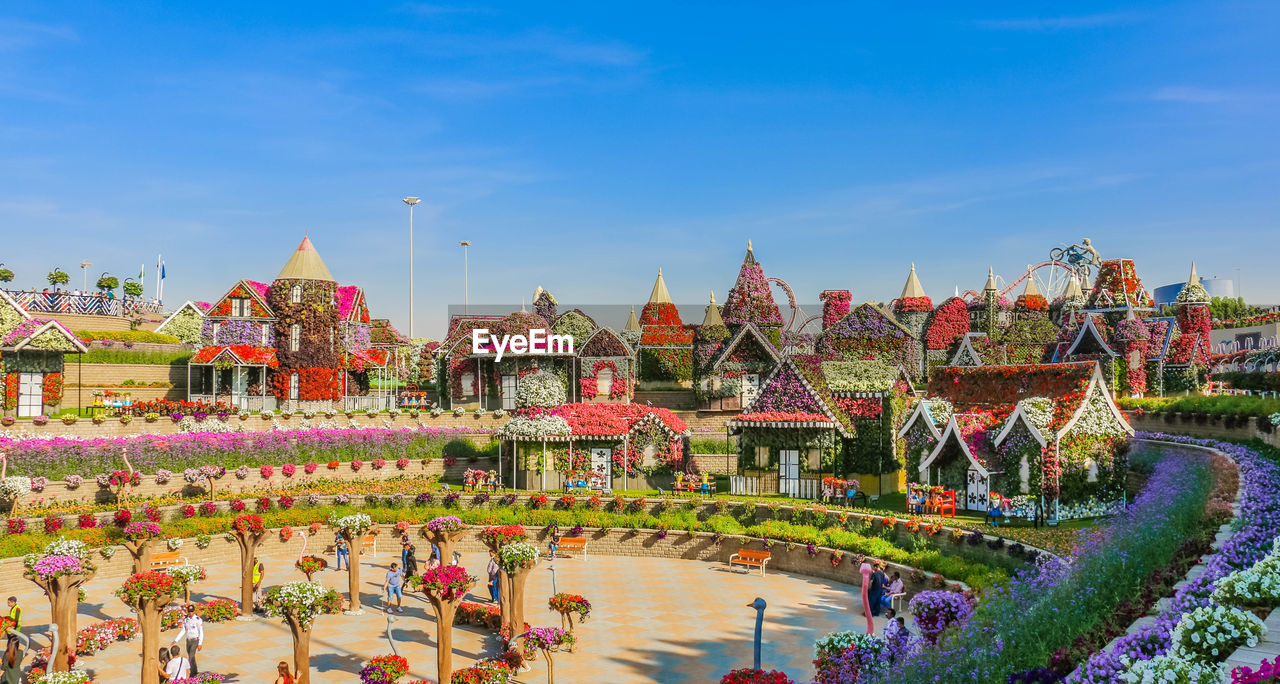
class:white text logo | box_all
[472,328,574,361]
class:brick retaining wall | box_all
[1123,411,1280,448]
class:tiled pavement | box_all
[19,552,886,682]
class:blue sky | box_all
[2,2,1277,338]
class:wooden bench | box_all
[150,551,187,571]
[729,549,772,577]
[556,537,587,560]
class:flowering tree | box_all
[499,542,539,647]
[121,521,162,574]
[547,593,591,638]
[330,513,374,613]
[420,565,478,683]
[24,539,96,672]
[479,525,528,626]
[229,514,267,615]
[524,626,574,684]
[116,571,186,684]
[183,465,226,502]
[422,516,467,569]
[265,581,343,684]
[168,564,207,604]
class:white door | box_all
[741,373,760,408]
[590,448,612,491]
[966,469,989,511]
[779,449,800,498]
[501,375,517,410]
[18,373,43,417]
[595,368,613,399]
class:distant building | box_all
[1153,276,1235,306]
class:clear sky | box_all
[2,2,1277,338]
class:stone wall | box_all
[65,362,189,387]
[1,412,509,438]
[1123,411,1280,448]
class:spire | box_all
[275,235,335,282]
[701,290,725,327]
[625,306,641,332]
[900,263,927,299]
[520,298,526,313]
[984,267,998,292]
[1022,266,1040,297]
[647,268,672,305]
[1188,262,1201,287]
[1063,273,1083,299]
[745,239,755,265]
[532,285,545,303]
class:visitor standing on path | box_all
[2,627,30,684]
[172,603,204,675]
[403,543,418,579]
[275,660,299,684]
[252,559,266,613]
[868,562,885,618]
[156,647,171,683]
[5,598,19,631]
[487,550,501,603]
[383,562,404,614]
[163,644,190,680]
[335,535,349,571]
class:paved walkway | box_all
[15,551,887,682]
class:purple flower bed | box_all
[1067,433,1280,683]
[0,426,487,479]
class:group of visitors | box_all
[382,534,446,614]
[865,562,904,617]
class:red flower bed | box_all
[191,344,279,367]
[926,298,970,350]
[735,411,831,423]
[895,296,934,313]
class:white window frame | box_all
[211,322,221,344]
[289,324,301,352]
[289,372,300,400]
[290,284,302,304]
[261,324,269,346]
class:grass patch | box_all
[73,349,192,365]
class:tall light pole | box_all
[459,241,472,315]
[79,260,91,293]
[402,197,421,339]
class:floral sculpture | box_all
[719,668,795,684]
[524,627,574,684]
[498,542,539,648]
[547,593,591,637]
[907,590,973,645]
[419,565,478,683]
[359,654,409,684]
[330,513,374,613]
[121,521,162,574]
[422,516,468,569]
[115,571,186,684]
[229,514,267,615]
[811,631,890,684]
[449,660,515,684]
[24,539,96,672]
[265,581,343,684]
[163,564,206,604]
[183,465,226,502]
[295,556,327,582]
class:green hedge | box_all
[76,330,182,344]
[1119,394,1280,421]
[75,349,192,365]
[1214,371,1280,393]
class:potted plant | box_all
[0,263,13,282]
[32,415,49,426]
[120,415,133,425]
[46,268,70,287]
[144,413,160,423]
[0,416,13,427]
[62,415,78,425]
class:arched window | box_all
[289,372,299,400]
[290,284,302,304]
[290,324,301,351]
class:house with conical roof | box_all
[188,236,392,412]
[721,241,784,344]
[637,268,694,388]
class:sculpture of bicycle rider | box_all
[1051,238,1102,277]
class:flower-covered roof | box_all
[207,280,274,319]
[1087,258,1154,309]
[342,348,388,371]
[816,302,918,369]
[1,316,87,353]
[710,323,779,371]
[191,345,280,367]
[501,402,689,440]
[927,361,1095,413]
[336,285,369,323]
[821,359,906,394]
[1175,263,1211,304]
[721,242,783,328]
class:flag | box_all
[161,261,166,280]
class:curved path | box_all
[32,550,885,682]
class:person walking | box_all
[403,543,418,579]
[171,603,204,675]
[2,627,30,684]
[275,660,299,684]
[486,550,501,603]
[335,535,349,571]
[252,559,266,613]
[868,562,885,618]
[383,562,404,614]
[156,647,171,683]
[163,644,190,680]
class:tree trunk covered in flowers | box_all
[122,595,174,684]
[338,530,364,613]
[421,528,466,572]
[232,530,263,615]
[122,537,153,575]
[31,572,94,672]
[283,610,313,684]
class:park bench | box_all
[361,533,377,557]
[556,537,588,560]
[149,551,187,571]
[729,549,772,577]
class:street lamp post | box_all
[79,260,91,293]
[459,241,472,315]
[402,197,420,339]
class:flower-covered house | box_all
[898,360,1133,519]
[187,236,392,412]
[636,269,694,388]
[0,290,87,417]
[495,402,689,491]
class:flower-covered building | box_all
[0,290,87,417]
[187,236,391,412]
[898,360,1133,519]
